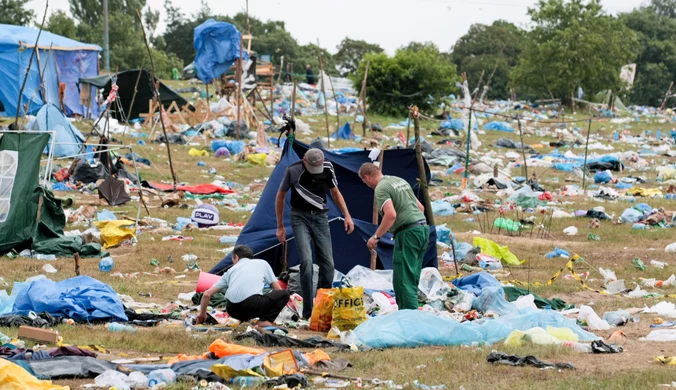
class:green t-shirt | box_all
[375,175,425,233]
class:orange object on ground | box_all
[264,349,299,376]
[309,289,334,332]
[208,339,265,358]
[167,353,210,365]
[304,349,331,366]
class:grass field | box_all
[3,85,676,389]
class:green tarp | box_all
[0,132,103,256]
[503,286,573,311]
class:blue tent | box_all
[194,19,250,84]
[0,24,101,118]
[331,122,353,140]
[29,104,86,157]
[209,141,438,275]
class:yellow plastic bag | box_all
[309,289,334,332]
[504,327,560,347]
[546,326,579,342]
[94,220,136,249]
[211,364,263,380]
[263,349,299,377]
[331,285,367,331]
[0,359,68,390]
[473,237,524,265]
[188,148,209,157]
[246,153,268,165]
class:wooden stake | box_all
[405,112,411,147]
[412,106,434,226]
[317,39,331,148]
[472,69,485,103]
[660,81,674,112]
[74,252,80,276]
[327,71,340,134]
[236,35,243,139]
[136,9,177,187]
[124,61,145,136]
[353,62,369,135]
[290,80,297,120]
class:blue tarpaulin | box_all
[331,122,353,140]
[12,276,127,322]
[452,272,502,296]
[209,141,438,275]
[0,24,100,117]
[194,19,249,84]
[484,121,514,132]
[440,119,465,130]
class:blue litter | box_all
[12,276,127,322]
[484,121,514,132]
[432,200,454,216]
[472,286,518,316]
[211,140,245,155]
[440,119,464,130]
[546,247,570,259]
[96,209,117,221]
[452,272,502,296]
[594,171,612,184]
[52,182,70,191]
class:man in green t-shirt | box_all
[358,163,429,310]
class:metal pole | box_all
[582,119,592,191]
[317,39,330,148]
[462,108,473,189]
[103,0,110,72]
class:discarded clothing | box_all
[154,134,186,145]
[585,210,610,220]
[486,351,575,370]
[503,286,571,311]
[49,346,97,358]
[234,330,350,350]
[312,359,353,372]
[145,182,235,195]
[29,356,117,379]
[192,291,228,308]
[0,312,58,328]
[496,138,535,153]
[12,276,128,322]
[591,340,623,354]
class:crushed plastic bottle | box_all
[147,369,176,387]
[108,322,137,333]
[231,376,265,387]
[99,257,114,272]
[633,258,646,271]
[35,254,56,261]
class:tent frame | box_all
[0,130,56,184]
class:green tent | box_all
[0,132,101,256]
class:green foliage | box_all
[620,6,676,105]
[450,20,526,100]
[0,0,34,26]
[78,12,181,78]
[294,43,337,77]
[511,0,638,102]
[650,0,676,17]
[69,0,146,26]
[45,10,77,39]
[352,42,459,116]
[335,38,383,76]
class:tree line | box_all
[1,0,675,113]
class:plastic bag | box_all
[432,200,454,216]
[453,291,475,312]
[602,310,631,326]
[246,153,268,166]
[345,266,393,291]
[418,268,452,302]
[0,358,68,390]
[208,339,265,358]
[547,326,579,342]
[372,292,398,315]
[666,243,676,254]
[594,170,612,184]
[599,268,617,282]
[472,237,523,265]
[513,294,537,310]
[578,305,610,330]
[309,289,334,332]
[504,327,561,347]
[472,286,518,316]
[189,148,209,157]
[621,208,642,223]
[94,220,136,249]
[331,285,367,331]
[95,370,135,389]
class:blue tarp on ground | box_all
[331,122,353,140]
[452,272,502,296]
[12,276,127,322]
[0,24,100,117]
[194,19,249,84]
[352,309,599,349]
[484,121,514,132]
[29,104,85,157]
[209,141,438,275]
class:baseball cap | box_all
[304,148,325,174]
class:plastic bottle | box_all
[231,376,266,387]
[632,223,647,230]
[479,259,503,270]
[563,341,592,353]
[99,257,114,272]
[107,322,137,333]
[35,254,56,261]
[147,369,177,387]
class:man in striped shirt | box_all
[276,149,354,319]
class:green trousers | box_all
[393,225,429,310]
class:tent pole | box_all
[405,111,411,147]
[126,63,145,130]
[14,0,48,126]
[462,107,473,189]
[327,69,339,133]
[517,117,528,179]
[236,35,243,140]
[412,106,434,226]
[129,146,150,218]
[290,80,297,121]
[136,9,178,187]
[316,39,330,148]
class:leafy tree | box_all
[511,0,638,102]
[335,38,383,76]
[78,12,181,78]
[0,0,34,26]
[45,10,77,39]
[620,6,676,105]
[294,43,337,77]
[651,0,676,17]
[69,0,146,26]
[450,20,527,100]
[143,8,160,37]
[351,42,459,116]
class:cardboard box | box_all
[17,326,59,344]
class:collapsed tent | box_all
[28,104,85,157]
[193,19,249,83]
[0,132,101,256]
[79,70,193,121]
[209,141,437,275]
[0,24,100,117]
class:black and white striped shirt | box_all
[279,160,337,211]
